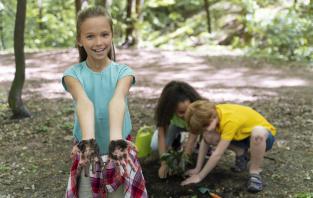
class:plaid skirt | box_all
[66,140,148,198]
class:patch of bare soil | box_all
[0,48,312,197]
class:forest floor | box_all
[0,48,313,198]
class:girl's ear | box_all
[77,39,83,47]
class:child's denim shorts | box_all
[231,131,275,151]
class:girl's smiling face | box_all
[78,16,112,63]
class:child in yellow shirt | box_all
[181,100,276,193]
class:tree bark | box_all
[8,0,31,119]
[75,0,82,15]
[135,0,141,15]
[121,0,137,48]
[203,0,211,33]
[38,0,43,29]
[0,10,5,49]
[294,0,297,6]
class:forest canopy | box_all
[0,0,312,61]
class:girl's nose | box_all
[95,36,103,45]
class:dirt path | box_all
[0,48,312,197]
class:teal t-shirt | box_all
[62,61,135,154]
[170,114,187,129]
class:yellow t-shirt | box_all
[216,104,276,141]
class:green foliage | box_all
[160,149,191,176]
[147,0,176,8]
[140,0,213,49]
[59,121,74,131]
[0,163,11,173]
[0,0,76,50]
[0,0,16,50]
[295,192,313,198]
[244,7,313,61]
[25,0,76,49]
[1,0,312,62]
[198,187,211,194]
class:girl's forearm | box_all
[76,98,95,140]
[109,96,125,140]
[183,133,198,155]
[195,139,209,170]
[198,139,229,180]
[158,127,167,157]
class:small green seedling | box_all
[160,149,192,176]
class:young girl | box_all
[151,81,202,179]
[62,6,147,197]
[181,100,276,193]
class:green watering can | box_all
[135,125,153,158]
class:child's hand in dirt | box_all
[158,162,169,179]
[184,167,200,177]
[108,139,138,172]
[179,153,191,173]
[180,174,202,186]
[77,139,102,177]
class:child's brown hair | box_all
[155,81,202,128]
[185,100,217,134]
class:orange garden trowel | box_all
[198,187,222,198]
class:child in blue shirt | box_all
[63,6,146,197]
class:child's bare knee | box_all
[251,126,268,144]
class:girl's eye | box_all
[86,35,94,39]
[102,33,110,37]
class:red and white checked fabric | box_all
[66,142,148,198]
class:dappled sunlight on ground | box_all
[0,48,311,102]
[0,66,15,82]
[0,49,77,99]
[118,49,311,102]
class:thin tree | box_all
[203,0,211,33]
[75,0,82,15]
[0,6,5,49]
[121,0,136,48]
[294,0,297,6]
[38,0,43,29]
[135,0,142,16]
[8,0,31,119]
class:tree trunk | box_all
[203,0,211,33]
[135,0,141,15]
[75,0,82,15]
[38,0,43,29]
[8,0,31,119]
[294,0,297,6]
[121,0,137,48]
[0,10,5,49]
